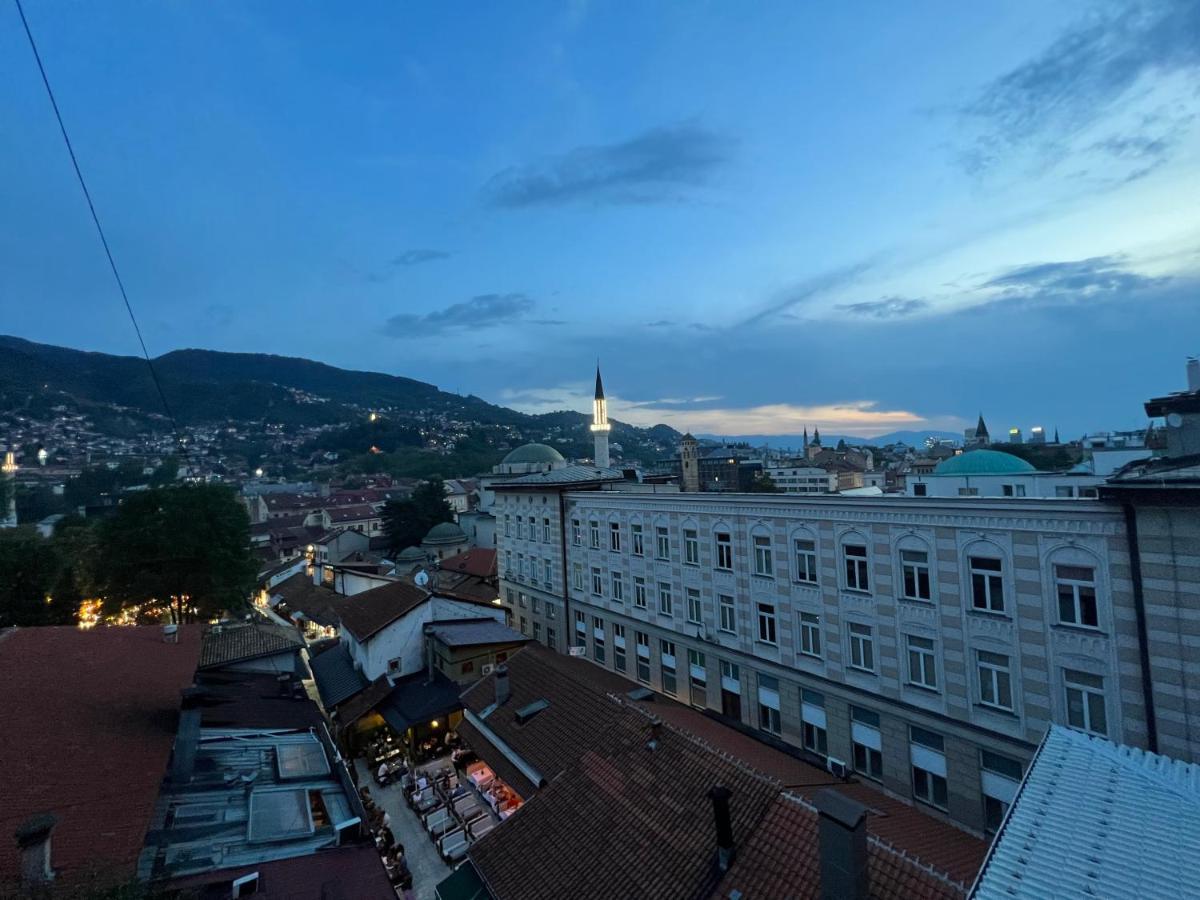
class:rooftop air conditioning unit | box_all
[481,663,495,676]
[827,757,848,779]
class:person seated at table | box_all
[377,761,389,781]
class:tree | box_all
[747,473,781,493]
[0,527,76,628]
[93,484,257,623]
[382,477,455,552]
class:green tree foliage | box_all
[0,526,78,627]
[382,477,455,552]
[747,473,781,493]
[93,484,257,623]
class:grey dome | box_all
[397,546,426,561]
[423,521,468,545]
[502,443,565,465]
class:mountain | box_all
[696,430,964,450]
[0,336,679,461]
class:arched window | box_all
[789,525,819,585]
[964,540,1008,614]
[712,522,734,571]
[1046,545,1102,630]
[839,530,871,593]
[896,533,933,602]
[750,523,774,578]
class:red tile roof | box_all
[325,503,379,523]
[439,548,497,579]
[0,626,201,887]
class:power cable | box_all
[13,0,193,467]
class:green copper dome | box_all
[933,449,1037,476]
[502,443,565,465]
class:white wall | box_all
[906,472,1104,498]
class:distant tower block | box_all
[680,433,700,493]
[591,365,611,469]
[1,450,17,528]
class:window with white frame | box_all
[756,602,777,645]
[631,522,644,556]
[609,521,621,552]
[504,550,512,575]
[906,635,938,690]
[753,534,773,576]
[611,571,624,602]
[574,611,586,648]
[910,727,948,810]
[635,631,651,683]
[718,594,736,633]
[794,537,818,584]
[977,650,1013,711]
[532,558,541,583]
[851,706,883,779]
[633,576,647,609]
[844,542,869,591]
[518,553,526,579]
[980,750,1023,836]
[970,556,1004,612]
[900,548,931,601]
[505,588,514,606]
[658,582,673,616]
[1056,564,1099,628]
[589,521,601,549]
[532,595,541,614]
[715,531,733,570]
[572,563,583,591]
[656,526,670,560]
[591,567,603,596]
[688,648,707,708]
[757,673,781,734]
[799,611,822,658]
[801,689,828,756]
[848,622,875,672]
[684,528,699,565]
[571,519,582,546]
[518,591,527,609]
[504,514,511,537]
[660,639,677,696]
[686,588,703,625]
[613,623,626,672]
[543,557,553,585]
[1064,669,1107,736]
[592,616,606,663]
[546,626,556,649]
[530,518,539,542]
[543,517,551,543]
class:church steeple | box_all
[590,364,611,468]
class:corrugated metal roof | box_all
[972,725,1200,900]
[309,642,367,709]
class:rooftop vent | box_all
[626,687,654,702]
[494,664,510,707]
[515,699,550,724]
[14,813,56,887]
[646,718,663,751]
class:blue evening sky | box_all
[2,1,1198,437]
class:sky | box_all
[2,1,1199,439]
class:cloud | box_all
[962,0,1200,171]
[741,260,875,326]
[979,254,1172,306]
[481,122,735,208]
[383,293,544,337]
[392,249,451,267]
[836,297,928,319]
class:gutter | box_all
[1121,500,1159,753]
[463,707,546,789]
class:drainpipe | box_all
[1121,500,1158,753]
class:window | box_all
[572,563,583,591]
[546,603,555,620]
[715,532,733,570]
[658,582,673,617]
[1056,564,1099,628]
[520,616,527,633]
[753,534,773,576]
[1055,485,1074,498]
[532,558,542,582]
[977,650,1013,711]
[589,521,601,549]
[518,592,527,609]
[656,526,670,560]
[981,750,1023,836]
[387,657,402,674]
[573,611,586,648]
[505,588,514,606]
[801,689,828,757]
[688,649,707,708]
[794,538,817,584]
[799,612,822,658]
[591,567,603,596]
[1002,484,1026,498]
[633,576,647,609]
[844,543,869,591]
[660,640,677,696]
[958,487,980,497]
[631,522,644,556]
[848,623,875,672]
[720,660,741,719]
[503,514,511,537]
[757,674,781,734]
[718,594,736,634]
[906,635,938,690]
[684,529,699,565]
[685,588,703,625]
[571,519,582,546]
[504,550,512,575]
[1065,669,1107,736]
[592,616,606,664]
[900,548,931,601]
[613,624,626,672]
[756,602,777,645]
[609,521,621,552]
[546,626,556,650]
[851,707,883,780]
[530,519,539,542]
[910,727,948,810]
[543,558,553,586]
[611,572,624,602]
[970,557,1004,613]
[532,595,541,614]
[912,482,927,497]
[635,632,651,683]
[531,623,541,642]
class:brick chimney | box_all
[14,813,56,887]
[708,785,735,872]
[812,789,870,900]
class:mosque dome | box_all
[501,443,565,466]
[397,546,426,562]
[933,449,1037,476]
[423,521,469,545]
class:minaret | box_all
[591,365,611,469]
[2,450,17,529]
[680,433,700,492]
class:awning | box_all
[435,861,490,900]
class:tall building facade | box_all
[495,484,1195,837]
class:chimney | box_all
[14,813,56,887]
[162,623,179,644]
[1188,357,1200,393]
[812,789,870,900]
[708,785,735,872]
[646,718,663,750]
[494,664,510,706]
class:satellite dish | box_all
[414,570,430,587]
[1167,412,1184,428]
